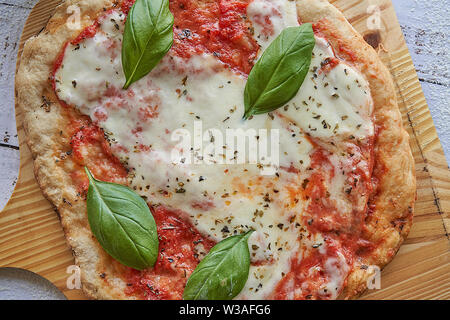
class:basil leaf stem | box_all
[85,167,158,270]
[122,0,174,89]
[243,24,315,119]
[183,230,254,300]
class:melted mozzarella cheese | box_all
[55,1,373,299]
[247,0,299,52]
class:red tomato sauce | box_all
[273,237,342,300]
[71,22,99,45]
[51,43,68,91]
[123,0,260,74]
[68,115,129,193]
[319,57,340,73]
[274,144,376,299]
[124,205,215,299]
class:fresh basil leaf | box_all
[85,167,158,270]
[243,24,315,119]
[183,230,254,300]
[122,0,174,89]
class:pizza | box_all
[16,0,415,300]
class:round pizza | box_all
[16,0,415,299]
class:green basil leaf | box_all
[122,0,174,89]
[183,230,254,300]
[85,167,158,270]
[243,24,315,119]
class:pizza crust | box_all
[15,0,415,299]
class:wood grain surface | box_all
[1,0,449,300]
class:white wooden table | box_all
[1,0,449,212]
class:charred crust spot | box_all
[391,218,407,231]
[363,31,382,49]
[62,197,72,206]
[40,96,52,112]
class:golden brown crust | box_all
[16,0,415,299]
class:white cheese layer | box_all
[55,2,373,299]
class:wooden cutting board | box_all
[1,0,449,300]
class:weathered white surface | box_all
[0,267,66,299]
[392,0,450,167]
[0,0,449,214]
[0,0,35,211]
